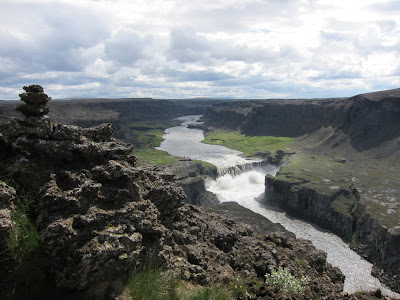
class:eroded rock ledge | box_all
[265,175,400,293]
[0,86,382,299]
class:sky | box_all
[0,0,399,100]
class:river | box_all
[157,115,399,298]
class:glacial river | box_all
[157,115,399,298]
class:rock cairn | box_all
[16,84,51,117]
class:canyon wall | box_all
[264,175,400,292]
[204,89,400,151]
[202,88,400,292]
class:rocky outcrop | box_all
[354,204,400,292]
[264,177,356,240]
[0,181,16,246]
[0,86,186,296]
[204,98,348,137]
[163,204,345,299]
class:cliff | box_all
[0,86,358,299]
[202,89,400,293]
[264,174,400,292]
[204,89,400,151]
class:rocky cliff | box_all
[204,89,400,151]
[0,86,357,299]
[203,89,400,293]
[264,175,400,292]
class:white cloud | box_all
[0,0,399,99]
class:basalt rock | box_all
[0,181,16,244]
[0,87,185,296]
[16,85,51,117]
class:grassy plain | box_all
[128,120,180,165]
[202,129,294,157]
[274,153,351,194]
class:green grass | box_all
[184,286,231,300]
[6,195,41,262]
[202,129,293,158]
[133,148,181,165]
[130,120,217,173]
[129,120,182,165]
[331,195,356,218]
[127,120,180,149]
[4,193,48,295]
[127,263,180,300]
[351,167,400,228]
[127,263,232,300]
[274,153,350,195]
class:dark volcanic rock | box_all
[0,181,16,243]
[205,201,295,237]
[16,84,51,117]
[0,86,185,296]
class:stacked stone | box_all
[16,85,51,117]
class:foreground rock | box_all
[0,86,387,299]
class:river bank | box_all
[158,115,399,298]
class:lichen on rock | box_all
[0,181,16,242]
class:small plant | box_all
[228,276,249,298]
[127,263,231,300]
[351,232,357,246]
[295,258,309,269]
[127,263,180,300]
[265,266,310,295]
[185,286,230,300]
[6,195,40,262]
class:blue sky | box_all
[0,0,399,100]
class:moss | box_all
[295,259,309,269]
[331,195,356,218]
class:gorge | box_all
[158,114,399,297]
[0,86,399,299]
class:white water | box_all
[158,115,399,298]
[156,115,260,171]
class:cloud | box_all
[0,0,399,99]
[168,27,210,63]
[0,1,111,75]
[105,29,152,66]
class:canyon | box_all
[0,86,399,298]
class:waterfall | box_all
[216,160,274,176]
[157,115,400,298]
